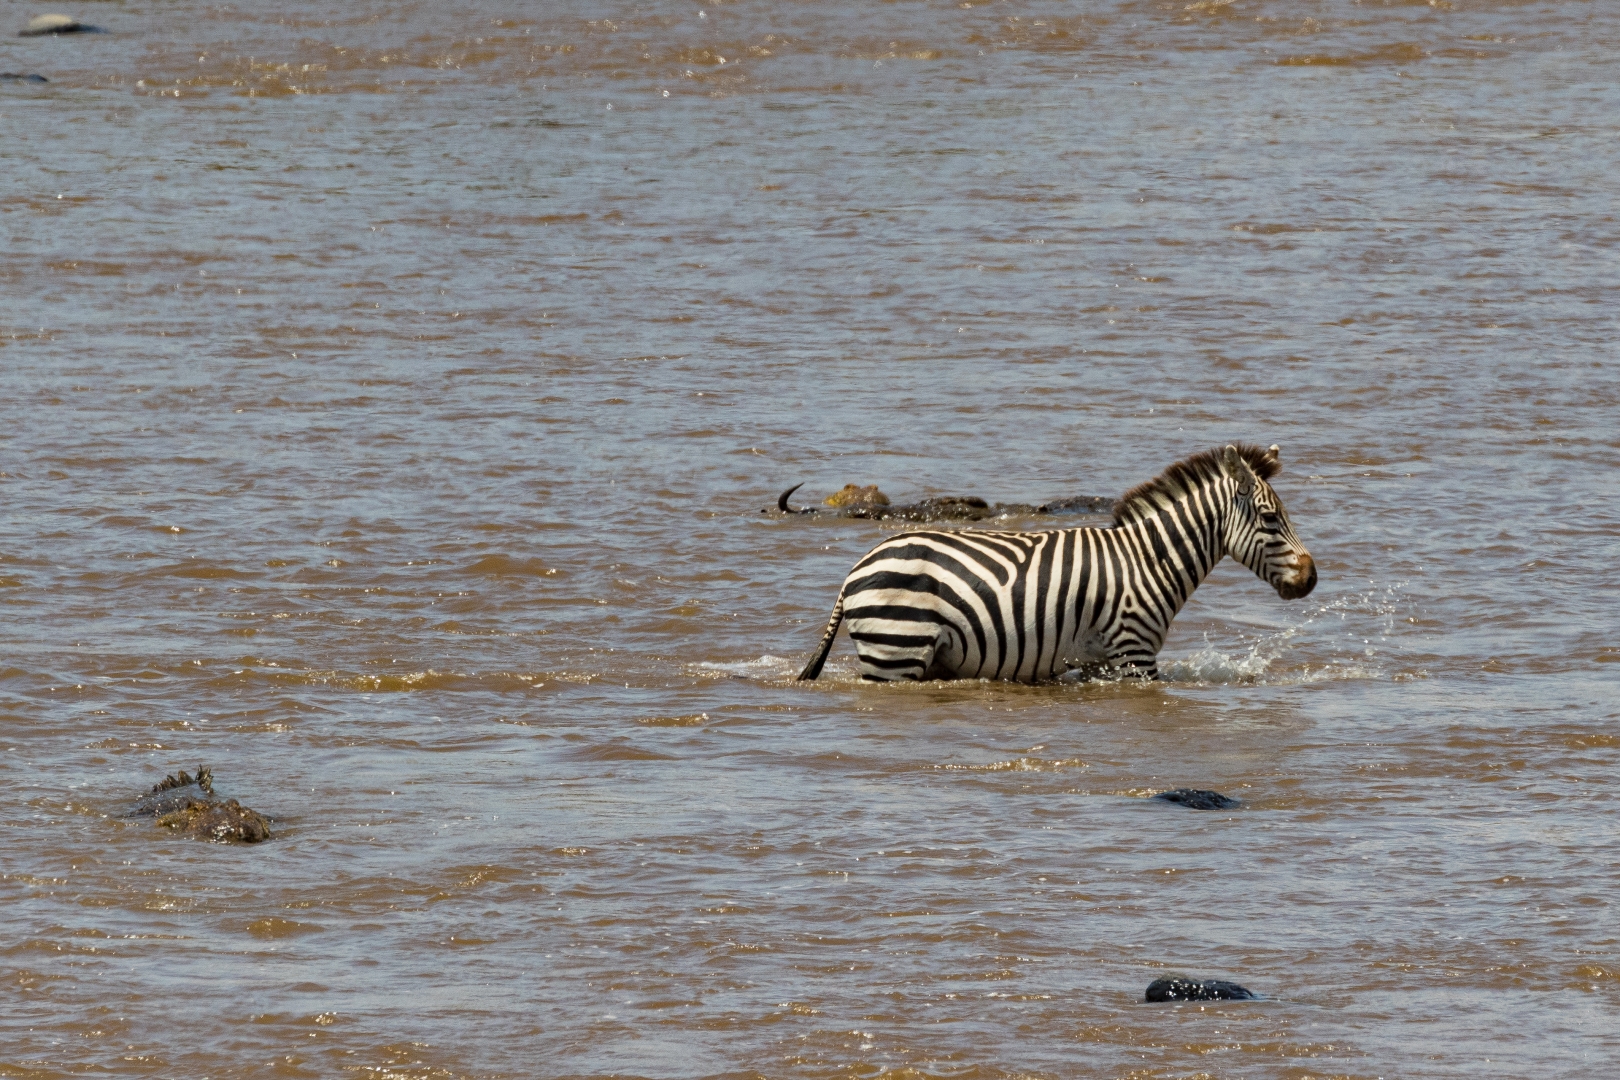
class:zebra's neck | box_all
[1113,485,1230,617]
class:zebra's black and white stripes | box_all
[797,443,1317,683]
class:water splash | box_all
[701,583,1416,688]
[1162,580,1414,686]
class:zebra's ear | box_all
[1264,444,1281,468]
[1221,444,1256,496]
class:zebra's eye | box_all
[1260,512,1281,529]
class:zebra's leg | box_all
[1106,646,1160,681]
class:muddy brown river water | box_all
[3,1,1618,1077]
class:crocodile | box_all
[128,766,272,843]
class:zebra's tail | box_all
[797,592,845,681]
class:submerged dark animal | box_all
[1145,977,1256,1002]
[846,495,992,521]
[773,484,1110,523]
[1,73,49,82]
[127,766,272,843]
[1153,788,1241,810]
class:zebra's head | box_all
[1221,444,1317,600]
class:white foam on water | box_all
[691,654,800,679]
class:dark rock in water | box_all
[20,14,104,36]
[1,73,50,83]
[1145,977,1256,1002]
[1153,788,1241,810]
[127,765,272,843]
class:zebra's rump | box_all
[840,529,1079,681]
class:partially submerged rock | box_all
[1145,977,1256,1002]
[772,484,1110,523]
[20,14,104,36]
[158,799,272,844]
[1152,788,1241,810]
[127,766,272,844]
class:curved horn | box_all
[777,482,806,514]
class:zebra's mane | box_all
[1112,444,1280,526]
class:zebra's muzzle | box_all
[1276,554,1317,600]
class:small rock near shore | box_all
[1145,977,1256,1002]
[1152,788,1240,810]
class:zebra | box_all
[796,443,1317,683]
